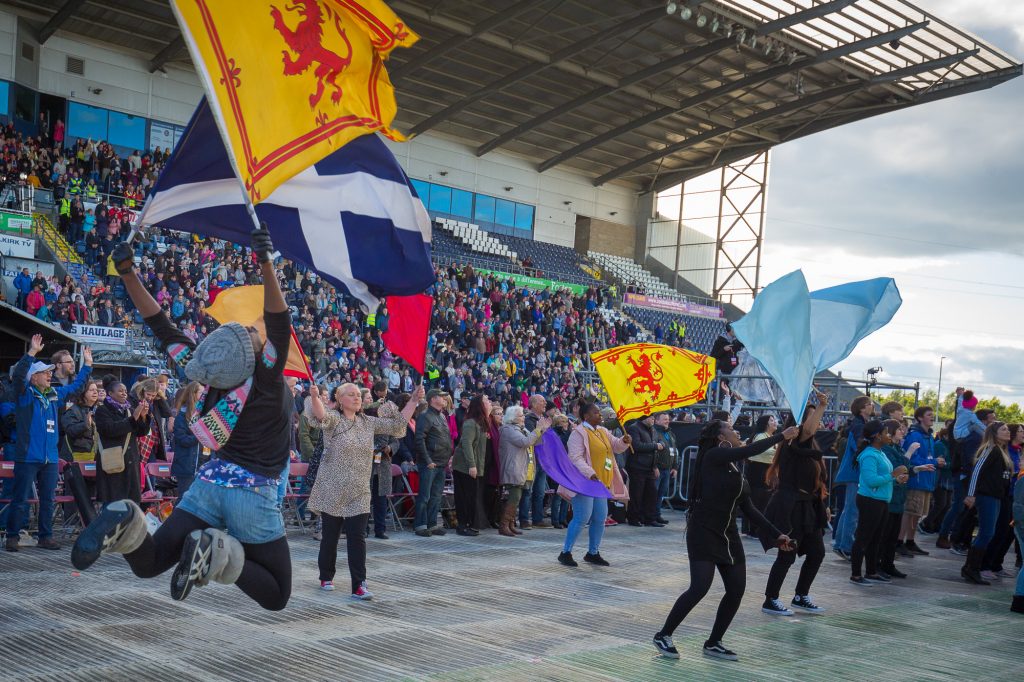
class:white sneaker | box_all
[320,580,335,591]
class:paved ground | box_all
[2,509,1020,681]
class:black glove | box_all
[251,225,275,263]
[111,242,135,275]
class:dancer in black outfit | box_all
[760,391,830,616]
[653,419,798,661]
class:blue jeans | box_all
[832,481,860,552]
[562,495,608,555]
[549,494,569,526]
[970,494,1002,551]
[528,470,548,524]
[518,481,534,524]
[7,461,59,540]
[939,477,968,537]
[657,469,673,507]
[414,464,445,530]
[176,478,285,544]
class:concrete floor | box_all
[1,509,1020,681]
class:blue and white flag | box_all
[732,270,902,422]
[138,99,434,310]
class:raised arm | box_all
[251,227,287,314]
[111,242,160,318]
[706,428,795,465]
[800,389,829,440]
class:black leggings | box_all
[659,559,745,644]
[879,511,902,570]
[851,495,887,578]
[765,531,825,599]
[124,507,292,611]
[319,512,369,592]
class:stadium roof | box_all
[8,0,1021,192]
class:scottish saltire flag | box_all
[732,271,901,422]
[138,99,434,310]
[170,0,418,201]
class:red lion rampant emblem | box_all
[626,352,664,401]
[270,0,354,110]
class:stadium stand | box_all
[588,251,685,300]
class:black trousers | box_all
[743,462,771,535]
[921,486,951,532]
[659,558,745,644]
[452,470,478,530]
[764,530,825,599]
[626,471,658,524]
[879,510,902,570]
[851,496,887,578]
[318,512,369,593]
[125,507,292,611]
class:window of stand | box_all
[411,178,534,238]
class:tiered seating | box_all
[491,233,600,286]
[435,217,517,262]
[430,228,517,272]
[588,251,682,300]
[622,306,727,355]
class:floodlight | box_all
[666,2,678,14]
[696,14,708,28]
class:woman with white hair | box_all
[498,405,551,537]
[306,382,423,599]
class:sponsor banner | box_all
[580,263,602,280]
[2,257,55,303]
[71,324,128,346]
[0,211,33,234]
[623,292,723,319]
[476,268,587,296]
[0,234,34,258]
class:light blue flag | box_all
[732,271,902,422]
[808,278,903,371]
[731,271,815,422]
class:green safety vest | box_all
[59,198,71,217]
[68,178,83,195]
[427,366,440,380]
[85,185,98,200]
[367,312,376,327]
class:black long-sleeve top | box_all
[687,432,786,565]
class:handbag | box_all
[100,433,132,474]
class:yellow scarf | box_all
[586,426,615,489]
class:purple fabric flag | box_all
[533,429,612,499]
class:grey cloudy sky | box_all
[761,1,1024,404]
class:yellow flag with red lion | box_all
[591,343,715,423]
[170,0,418,202]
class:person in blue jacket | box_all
[833,396,874,559]
[170,381,203,498]
[13,267,32,310]
[900,406,940,556]
[850,420,907,585]
[6,334,92,552]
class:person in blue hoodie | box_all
[170,381,203,498]
[850,420,907,585]
[833,396,874,560]
[900,406,941,555]
[6,334,92,552]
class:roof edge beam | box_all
[409,7,664,138]
[539,21,929,174]
[148,35,184,73]
[391,0,548,83]
[757,0,859,35]
[38,0,82,44]
[604,49,983,187]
